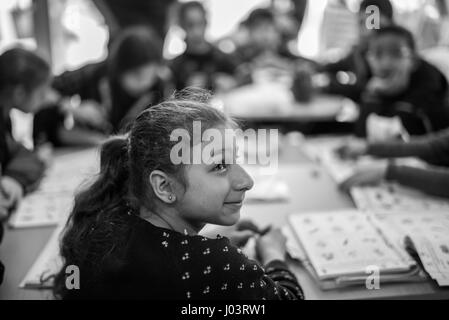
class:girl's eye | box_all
[213,163,228,172]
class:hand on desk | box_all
[255,228,287,265]
[335,140,368,160]
[339,162,388,192]
[0,176,24,221]
[228,219,271,248]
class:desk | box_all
[239,164,449,300]
[1,145,449,300]
[220,83,347,123]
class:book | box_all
[8,149,98,228]
[288,210,424,288]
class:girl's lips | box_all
[224,201,243,205]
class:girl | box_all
[106,26,171,133]
[37,25,170,147]
[355,25,449,138]
[0,48,51,218]
[53,89,304,300]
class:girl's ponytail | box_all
[54,137,131,299]
[71,137,130,223]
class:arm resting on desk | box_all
[386,164,449,198]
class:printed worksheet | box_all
[373,212,449,286]
[351,184,449,215]
[9,149,99,228]
[289,210,416,280]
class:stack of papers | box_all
[289,210,416,279]
[374,213,449,287]
[9,149,98,228]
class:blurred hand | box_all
[367,68,410,96]
[72,101,108,130]
[335,140,368,160]
[0,176,24,221]
[339,162,388,192]
[229,219,269,247]
[36,143,54,167]
[255,228,287,265]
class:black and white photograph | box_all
[0,0,449,308]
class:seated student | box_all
[0,48,51,284]
[317,0,395,102]
[234,8,313,85]
[170,1,237,92]
[337,129,449,198]
[35,26,170,141]
[355,25,449,138]
[53,89,304,300]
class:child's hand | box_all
[339,162,388,192]
[36,143,54,167]
[367,68,410,96]
[335,140,368,160]
[229,219,268,247]
[255,228,287,265]
[0,176,24,221]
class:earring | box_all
[168,195,173,201]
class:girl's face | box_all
[174,127,254,227]
[249,22,280,51]
[120,63,159,97]
[367,34,414,79]
[15,81,51,113]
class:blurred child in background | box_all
[355,25,449,138]
[318,0,395,102]
[234,7,313,86]
[0,48,51,219]
[35,26,170,143]
[106,26,171,133]
[170,1,237,92]
[0,48,52,284]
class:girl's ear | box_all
[149,170,177,204]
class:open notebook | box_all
[288,210,425,288]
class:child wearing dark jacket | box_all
[169,1,237,92]
[355,25,449,137]
[0,48,51,284]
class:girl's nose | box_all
[233,165,254,192]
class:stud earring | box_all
[168,195,173,201]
